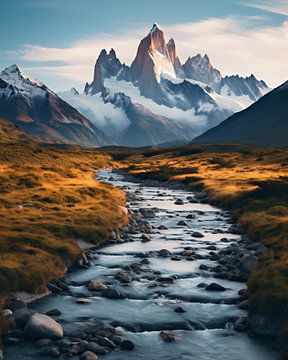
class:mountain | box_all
[0,65,114,147]
[60,23,269,147]
[183,54,222,92]
[193,81,288,147]
[220,74,268,102]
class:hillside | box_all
[193,81,288,146]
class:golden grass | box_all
[0,142,128,315]
[115,144,288,358]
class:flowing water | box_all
[4,170,277,360]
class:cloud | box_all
[15,17,287,89]
[240,0,288,16]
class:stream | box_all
[4,169,277,360]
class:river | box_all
[4,169,277,360]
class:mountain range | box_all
[59,23,269,147]
[1,23,284,148]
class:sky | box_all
[0,0,287,91]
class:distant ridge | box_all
[193,80,288,147]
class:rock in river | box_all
[120,339,135,351]
[205,283,226,292]
[158,249,172,257]
[24,313,64,340]
[88,280,108,291]
[80,351,98,360]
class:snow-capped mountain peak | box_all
[150,23,162,33]
[1,64,43,89]
[59,23,270,148]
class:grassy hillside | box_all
[0,142,128,325]
[114,144,288,358]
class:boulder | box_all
[120,339,135,351]
[24,314,64,340]
[88,280,107,291]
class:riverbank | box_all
[114,144,288,358]
[0,143,128,346]
[3,170,276,360]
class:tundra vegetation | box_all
[0,135,128,340]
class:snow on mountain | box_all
[0,65,114,147]
[59,23,270,147]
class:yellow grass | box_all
[0,142,128,343]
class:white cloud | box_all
[15,17,287,90]
[241,0,288,16]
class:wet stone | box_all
[205,283,226,292]
[120,339,135,351]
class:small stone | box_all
[41,346,60,357]
[174,306,186,313]
[46,309,61,316]
[97,337,116,349]
[177,220,187,226]
[36,339,53,347]
[102,288,123,299]
[158,225,168,230]
[79,351,98,360]
[160,331,179,342]
[2,309,13,317]
[206,245,217,250]
[141,233,151,242]
[205,283,226,292]
[158,249,171,257]
[171,255,181,261]
[76,298,93,305]
[191,232,204,238]
[199,264,209,270]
